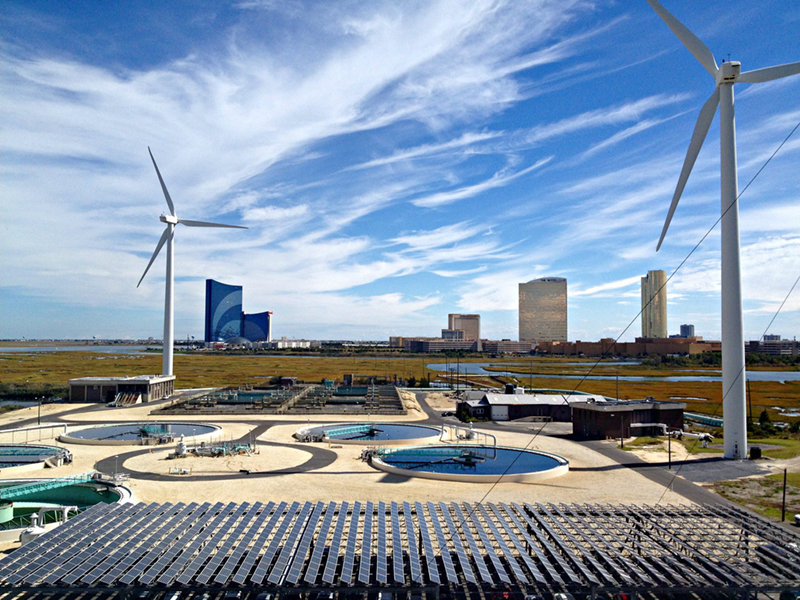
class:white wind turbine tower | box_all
[647,0,800,459]
[138,148,248,377]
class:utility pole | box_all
[782,468,787,521]
[616,372,620,401]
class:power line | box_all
[467,116,800,510]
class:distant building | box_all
[441,329,465,341]
[69,375,175,403]
[458,392,607,422]
[641,270,667,338]
[680,324,695,338]
[519,277,568,342]
[745,337,799,356]
[446,314,481,350]
[482,340,535,354]
[572,399,685,440]
[205,279,243,343]
[204,279,272,344]
[536,336,719,357]
[244,311,273,343]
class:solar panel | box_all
[30,505,147,584]
[322,501,347,585]
[375,501,388,585]
[282,500,323,584]
[34,503,143,586]
[119,502,210,585]
[63,503,159,584]
[450,502,493,584]
[532,503,615,586]
[268,501,313,584]
[403,501,423,583]
[415,502,440,584]
[437,501,477,585]
[103,502,196,586]
[340,501,362,585]
[192,502,264,584]
[358,501,373,584]
[466,503,512,585]
[426,502,457,584]
[516,502,597,586]
[175,502,251,585]
[575,504,654,586]
[0,501,113,577]
[494,503,561,585]
[139,502,227,585]
[230,501,285,585]
[390,501,404,584]
[8,503,122,585]
[250,501,301,584]
[304,501,336,584]
[476,503,527,584]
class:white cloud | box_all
[411,157,552,208]
[243,204,309,221]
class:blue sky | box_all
[1,0,799,342]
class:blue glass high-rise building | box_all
[205,279,272,343]
[205,280,243,343]
[244,311,272,342]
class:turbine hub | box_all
[717,60,741,85]
[160,214,178,225]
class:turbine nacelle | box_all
[160,214,179,225]
[716,61,741,85]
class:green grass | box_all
[767,471,800,487]
[749,437,800,459]
[676,438,724,455]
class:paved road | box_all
[0,390,776,511]
[96,423,339,483]
[414,392,739,507]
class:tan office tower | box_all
[641,270,667,338]
[448,314,480,341]
[518,277,568,341]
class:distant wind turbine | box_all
[647,0,800,459]
[138,147,247,377]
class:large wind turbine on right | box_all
[647,0,800,460]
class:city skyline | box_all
[1,1,798,342]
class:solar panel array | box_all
[1,501,798,594]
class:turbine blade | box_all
[148,147,176,217]
[178,218,248,229]
[137,226,170,288]
[646,0,718,77]
[657,88,720,251]
[738,61,800,84]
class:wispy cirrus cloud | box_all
[411,157,552,208]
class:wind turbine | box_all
[647,0,800,459]
[138,147,247,378]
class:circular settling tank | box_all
[369,444,569,483]
[0,477,131,540]
[61,422,220,445]
[296,422,441,445]
[0,444,71,474]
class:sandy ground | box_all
[1,393,695,509]
[622,438,800,484]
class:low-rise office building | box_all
[537,337,720,357]
[68,375,175,403]
[458,392,606,422]
[572,399,685,440]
